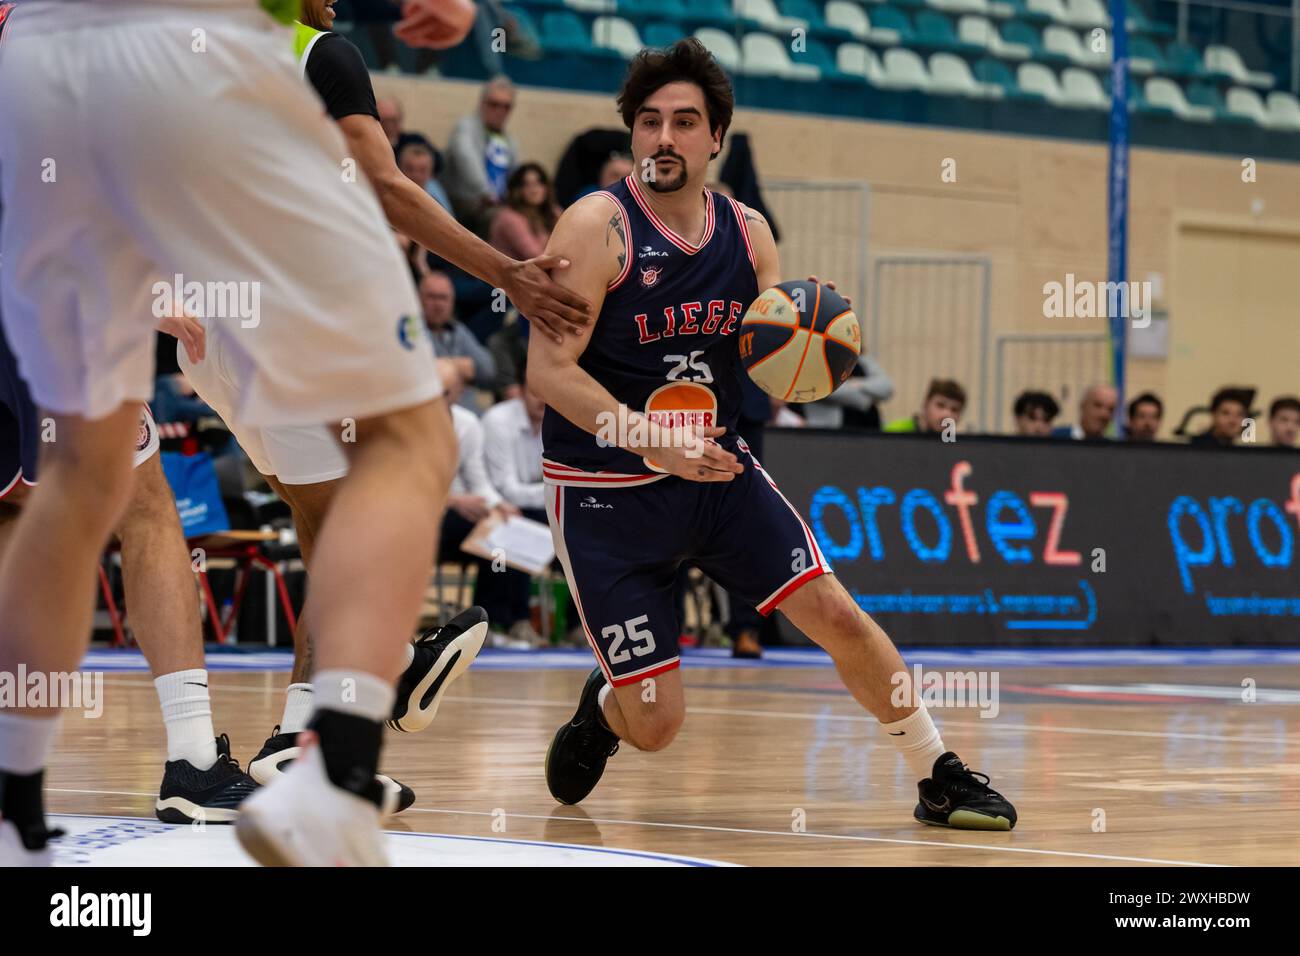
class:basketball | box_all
[738,280,861,403]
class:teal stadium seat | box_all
[618,0,687,20]
[642,21,687,49]
[792,36,866,82]
[1164,41,1207,80]
[869,6,915,42]
[974,56,1042,100]
[1127,35,1166,75]
[679,0,748,31]
[1125,0,1174,39]
[540,11,622,59]
[1187,80,1253,124]
[914,10,984,55]
[779,0,857,41]
[1001,20,1071,65]
[996,0,1054,25]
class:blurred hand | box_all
[435,357,467,404]
[640,424,743,483]
[450,493,491,523]
[158,313,205,364]
[394,0,476,49]
[494,501,521,519]
[504,255,592,344]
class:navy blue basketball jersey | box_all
[542,175,760,488]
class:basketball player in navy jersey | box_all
[530,39,1017,830]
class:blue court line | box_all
[81,645,1300,673]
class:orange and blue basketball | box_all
[738,280,861,403]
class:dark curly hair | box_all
[617,38,734,159]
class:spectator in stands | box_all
[801,353,893,429]
[1051,385,1116,441]
[1190,387,1250,448]
[377,95,404,152]
[571,152,636,203]
[1268,396,1300,448]
[444,75,519,233]
[480,360,548,646]
[1012,390,1059,437]
[489,162,561,262]
[419,270,496,412]
[884,378,966,434]
[1126,392,1163,442]
[397,137,453,212]
[487,316,528,400]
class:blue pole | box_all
[1107,0,1130,437]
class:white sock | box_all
[153,669,218,769]
[0,712,61,774]
[311,669,394,723]
[280,683,314,734]
[402,642,415,669]
[881,704,946,782]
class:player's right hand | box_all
[506,255,593,343]
[645,425,744,483]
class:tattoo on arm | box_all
[605,213,626,271]
[744,210,767,227]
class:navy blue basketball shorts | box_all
[545,447,831,687]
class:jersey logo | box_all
[642,382,718,474]
[639,265,664,288]
[396,314,422,351]
[638,246,669,259]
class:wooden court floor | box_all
[44,662,1300,866]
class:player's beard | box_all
[645,154,689,193]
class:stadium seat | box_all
[1265,90,1300,130]
[1017,62,1066,104]
[958,16,1031,59]
[1125,0,1174,38]
[1164,41,1207,80]
[1186,80,1252,124]
[741,32,822,79]
[1026,0,1071,24]
[929,52,993,96]
[926,0,991,14]
[694,27,743,71]
[1128,80,1174,116]
[914,10,984,54]
[1060,66,1108,108]
[1043,25,1107,67]
[825,1,903,44]
[779,0,856,40]
[563,0,616,12]
[541,11,598,54]
[590,16,643,59]
[975,56,1042,98]
[618,0,687,17]
[793,36,866,81]
[680,0,747,31]
[1128,35,1165,75]
[869,6,916,42]
[1061,0,1108,28]
[836,42,890,84]
[1144,77,1214,121]
[642,21,686,48]
[1204,45,1275,90]
[1225,87,1269,126]
[1001,21,1070,65]
[881,47,933,89]
[736,0,807,32]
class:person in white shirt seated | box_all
[479,362,550,646]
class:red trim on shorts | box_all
[757,565,827,617]
[609,658,680,688]
[552,486,617,687]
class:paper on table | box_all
[461,513,556,575]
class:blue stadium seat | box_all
[642,21,687,48]
[869,6,915,41]
[1001,20,1071,65]
[974,56,1041,99]
[792,36,867,82]
[913,10,984,55]
[1164,41,1207,80]
[779,0,857,41]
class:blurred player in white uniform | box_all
[0,0,479,866]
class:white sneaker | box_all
[0,819,56,867]
[236,733,388,866]
[388,606,489,733]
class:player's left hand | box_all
[394,0,476,50]
[158,314,205,364]
[807,275,850,307]
[505,255,593,343]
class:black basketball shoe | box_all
[155,734,259,824]
[545,668,620,805]
[914,752,1017,831]
[388,606,489,733]
[248,726,415,816]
